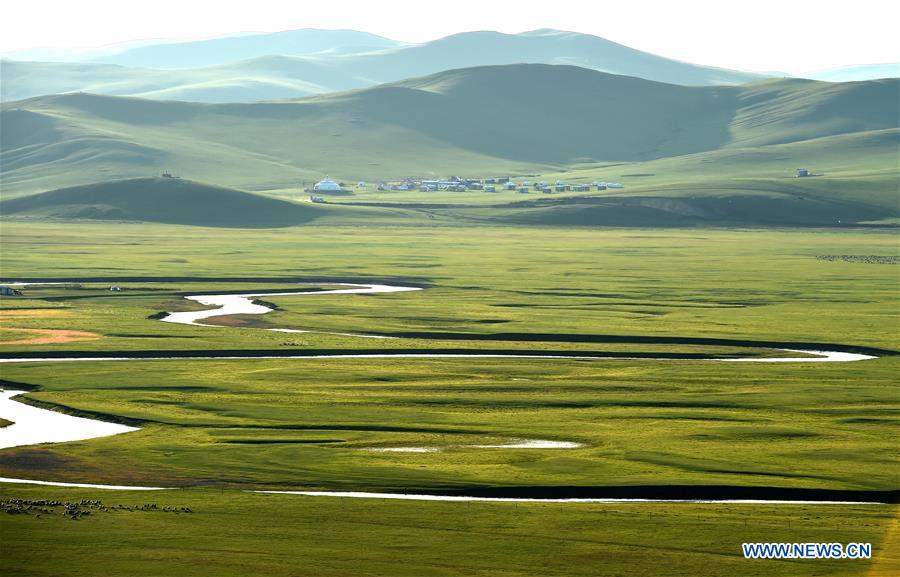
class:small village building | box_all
[797,168,810,177]
[0,286,22,296]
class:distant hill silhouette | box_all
[1,29,768,103]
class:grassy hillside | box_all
[1,29,767,103]
[506,129,900,225]
[1,65,896,198]
[0,177,333,227]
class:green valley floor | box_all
[0,223,898,576]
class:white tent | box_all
[314,177,342,191]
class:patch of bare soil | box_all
[0,327,101,345]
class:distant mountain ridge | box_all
[803,63,899,82]
[1,29,769,103]
[90,28,404,68]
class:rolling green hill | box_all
[1,29,767,103]
[0,177,332,227]
[1,64,897,226]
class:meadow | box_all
[0,221,898,575]
[1,485,897,577]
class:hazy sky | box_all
[2,0,898,73]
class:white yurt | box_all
[313,177,342,191]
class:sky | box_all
[1,0,898,73]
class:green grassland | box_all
[2,355,897,492]
[0,224,896,493]
[2,485,895,577]
[0,221,898,576]
[0,220,900,575]
[1,224,896,349]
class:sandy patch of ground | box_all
[0,309,98,345]
[0,327,101,345]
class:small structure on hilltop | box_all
[797,168,810,177]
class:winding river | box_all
[0,389,137,450]
[0,281,888,503]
